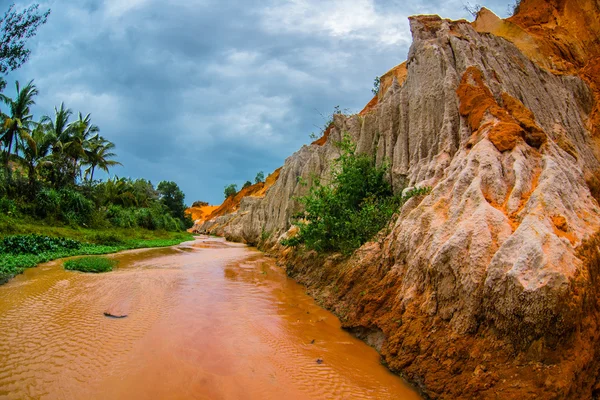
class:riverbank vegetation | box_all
[64,256,116,273]
[0,226,192,283]
[0,3,195,284]
[282,135,430,255]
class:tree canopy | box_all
[0,3,50,90]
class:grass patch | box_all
[0,215,194,284]
[64,256,116,273]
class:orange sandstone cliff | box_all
[195,0,600,398]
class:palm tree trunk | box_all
[4,134,14,183]
[28,162,36,197]
[90,165,95,182]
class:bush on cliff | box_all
[224,184,237,198]
[282,135,429,255]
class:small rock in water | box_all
[104,312,127,319]
[316,358,323,364]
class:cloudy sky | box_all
[5,0,511,205]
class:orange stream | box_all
[0,236,420,400]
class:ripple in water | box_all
[0,237,420,400]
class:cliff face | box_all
[194,1,600,398]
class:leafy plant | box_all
[0,197,17,215]
[255,171,264,184]
[242,180,252,189]
[0,234,81,254]
[224,183,237,199]
[260,229,270,242]
[157,180,187,221]
[282,134,430,255]
[64,256,116,273]
[0,3,50,90]
[87,231,126,246]
[372,76,380,96]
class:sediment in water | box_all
[192,0,600,397]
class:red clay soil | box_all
[279,233,600,399]
[475,0,600,142]
[276,1,600,398]
[311,124,333,146]
[185,205,220,222]
[359,62,408,115]
[204,168,282,221]
[455,66,546,152]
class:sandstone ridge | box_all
[194,0,600,398]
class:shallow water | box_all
[0,236,420,400]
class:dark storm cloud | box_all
[6,0,512,204]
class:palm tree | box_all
[83,136,121,182]
[40,102,72,154]
[40,103,75,186]
[66,112,100,180]
[16,123,55,190]
[0,80,38,175]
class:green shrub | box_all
[106,205,136,228]
[282,135,430,255]
[0,234,81,255]
[224,184,237,199]
[0,197,17,215]
[255,171,264,184]
[87,232,126,246]
[372,76,380,96]
[64,256,116,273]
[58,189,94,225]
[35,188,61,219]
[134,207,155,229]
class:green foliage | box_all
[58,188,94,225]
[372,76,380,96]
[0,234,80,254]
[260,229,270,242]
[64,256,116,273]
[157,181,186,219]
[86,231,126,246]
[0,196,17,214]
[255,171,264,184]
[0,4,50,90]
[33,187,93,225]
[224,183,237,199]
[104,204,183,231]
[242,180,252,189]
[282,135,430,255]
[0,218,193,284]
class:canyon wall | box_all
[194,1,600,398]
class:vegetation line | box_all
[0,229,193,284]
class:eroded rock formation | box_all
[194,0,600,398]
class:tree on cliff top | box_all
[224,183,237,199]
[0,3,50,90]
[254,171,264,184]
